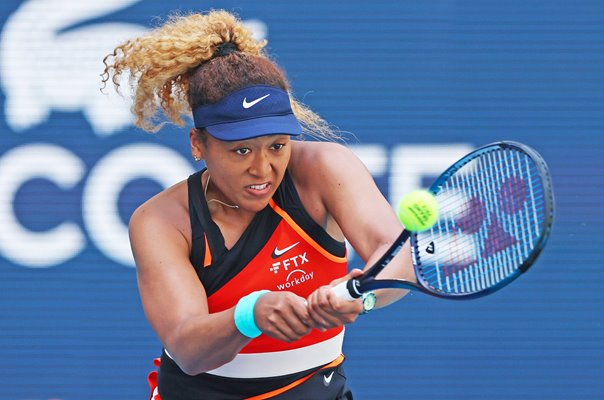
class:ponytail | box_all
[101,10,340,141]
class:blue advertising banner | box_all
[0,1,602,399]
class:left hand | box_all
[306,269,365,331]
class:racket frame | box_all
[338,141,555,300]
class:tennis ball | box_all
[397,190,439,232]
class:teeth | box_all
[249,183,268,190]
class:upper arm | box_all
[129,198,208,351]
[291,142,415,307]
[298,142,402,262]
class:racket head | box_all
[411,141,555,299]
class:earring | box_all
[193,155,201,161]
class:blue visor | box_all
[192,85,302,141]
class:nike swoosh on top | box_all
[242,94,271,108]
[271,242,300,258]
[323,371,335,386]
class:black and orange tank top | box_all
[185,168,348,377]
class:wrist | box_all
[234,290,270,338]
[360,291,377,314]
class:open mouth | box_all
[247,183,269,191]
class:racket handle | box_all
[332,279,362,301]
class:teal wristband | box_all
[234,290,270,338]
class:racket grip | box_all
[332,279,362,301]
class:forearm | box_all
[165,308,249,375]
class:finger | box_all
[308,287,363,327]
[326,289,364,315]
[325,291,363,324]
[281,300,313,337]
[306,290,330,331]
[314,311,342,329]
[270,321,300,342]
[255,293,309,341]
[276,294,313,339]
[289,299,313,335]
[307,311,333,331]
[265,312,309,342]
[307,288,343,330]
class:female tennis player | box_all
[102,10,413,400]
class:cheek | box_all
[278,149,292,167]
[204,157,235,183]
[204,149,236,170]
[274,155,290,177]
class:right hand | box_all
[253,291,312,342]
[306,269,365,331]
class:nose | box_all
[249,149,272,177]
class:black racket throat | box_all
[360,278,423,293]
[363,230,411,278]
[345,229,417,299]
[347,275,424,298]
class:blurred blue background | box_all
[0,1,602,399]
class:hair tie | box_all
[214,42,238,57]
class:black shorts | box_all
[155,350,353,399]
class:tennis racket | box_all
[333,141,555,300]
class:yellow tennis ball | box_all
[397,190,439,232]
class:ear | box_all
[190,128,205,161]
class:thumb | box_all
[330,268,364,286]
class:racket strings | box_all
[415,147,547,295]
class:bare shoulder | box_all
[290,140,355,163]
[288,141,370,239]
[129,179,191,250]
[289,141,360,185]
[290,140,401,263]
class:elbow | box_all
[177,352,237,376]
[168,350,206,376]
[178,360,204,377]
[164,341,207,376]
[163,334,202,376]
[167,335,238,376]
[164,319,241,376]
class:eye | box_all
[271,143,285,151]
[234,148,251,155]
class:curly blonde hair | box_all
[101,10,339,140]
